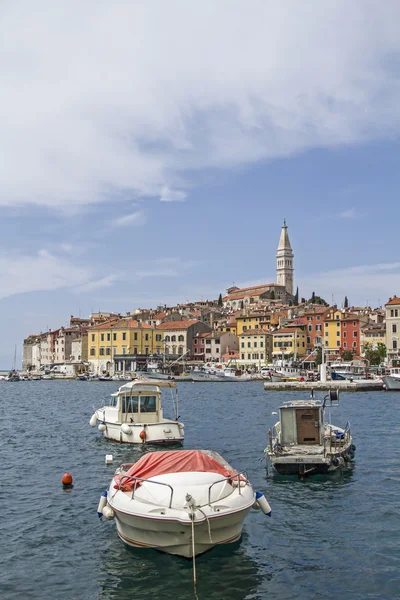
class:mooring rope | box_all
[191,514,199,600]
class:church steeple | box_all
[276,219,294,295]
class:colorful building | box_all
[385,296,400,366]
[87,318,159,374]
[156,319,211,358]
[272,327,307,359]
[299,307,329,351]
[235,311,271,335]
[238,329,272,367]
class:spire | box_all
[278,219,292,250]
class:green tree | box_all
[307,293,329,306]
[301,297,306,304]
[294,287,299,305]
[311,291,316,303]
[314,347,322,366]
[218,293,223,307]
[364,342,386,366]
[344,296,349,308]
[341,349,354,362]
[270,290,275,300]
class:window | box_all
[260,341,264,348]
[133,347,138,355]
[308,325,312,332]
[178,335,184,342]
[307,336,311,344]
[337,331,340,337]
[247,342,251,348]
[241,342,244,348]
[241,353,245,360]
[122,332,127,341]
[107,333,110,341]
[337,321,340,327]
[165,336,170,342]
[396,310,399,317]
[353,321,357,326]
[216,348,219,353]
[122,395,139,413]
[101,333,104,341]
[140,395,157,413]
[145,334,149,341]
[325,331,328,336]
[100,347,105,356]
[122,346,127,355]
[171,335,176,342]
[255,324,259,329]
[343,342,347,348]
[343,322,347,328]
[317,316,320,320]
[91,334,95,342]
[337,341,340,347]
[353,341,357,348]
[353,331,358,337]
[156,334,162,342]
[393,324,397,334]
[254,342,257,348]
[90,348,95,356]
[145,347,149,355]
[113,347,117,355]
[247,353,251,359]
[394,340,398,350]
[343,332,347,338]
[106,347,111,356]
[260,353,264,359]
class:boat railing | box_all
[208,471,248,504]
[117,475,175,507]
[323,422,351,457]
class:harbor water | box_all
[1,381,399,600]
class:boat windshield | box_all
[121,395,139,413]
[140,395,157,413]
[106,395,119,408]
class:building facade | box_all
[272,327,306,360]
[238,329,272,367]
[157,320,212,359]
[386,296,400,366]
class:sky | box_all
[1,1,400,367]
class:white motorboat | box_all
[383,367,400,390]
[97,449,271,557]
[89,380,184,445]
[266,391,356,476]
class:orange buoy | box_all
[139,430,146,441]
[62,472,73,486]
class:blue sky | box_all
[1,1,400,367]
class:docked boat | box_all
[89,380,184,445]
[270,365,302,382]
[5,370,21,381]
[97,449,271,557]
[382,367,400,390]
[266,390,355,476]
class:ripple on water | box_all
[1,382,399,600]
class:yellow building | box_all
[87,318,162,373]
[361,326,386,353]
[238,329,272,367]
[216,315,237,335]
[323,309,344,357]
[272,327,307,358]
[235,311,271,336]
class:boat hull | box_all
[383,376,400,390]
[113,506,251,557]
[100,420,184,445]
[270,446,355,476]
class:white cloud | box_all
[75,274,120,293]
[1,1,400,209]
[135,258,198,278]
[160,186,187,202]
[0,250,90,299]
[298,262,400,305]
[338,208,357,219]
[111,210,147,227]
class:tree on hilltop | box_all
[344,296,349,308]
[294,287,299,306]
[218,293,223,307]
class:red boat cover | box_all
[114,450,236,491]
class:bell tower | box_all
[276,219,294,295]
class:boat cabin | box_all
[102,381,177,424]
[279,400,324,446]
[390,367,400,376]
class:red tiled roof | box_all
[386,296,400,306]
[89,318,153,331]
[156,319,201,330]
[272,327,305,335]
[153,312,167,320]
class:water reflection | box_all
[99,534,263,600]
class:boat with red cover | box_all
[97,449,271,557]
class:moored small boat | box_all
[89,379,184,445]
[382,367,400,390]
[97,449,271,557]
[266,390,355,476]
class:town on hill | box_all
[22,221,399,376]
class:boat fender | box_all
[139,429,147,441]
[98,423,106,432]
[350,444,356,452]
[121,423,132,435]
[102,505,115,519]
[89,413,98,427]
[254,492,271,516]
[332,457,339,467]
[97,491,107,518]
